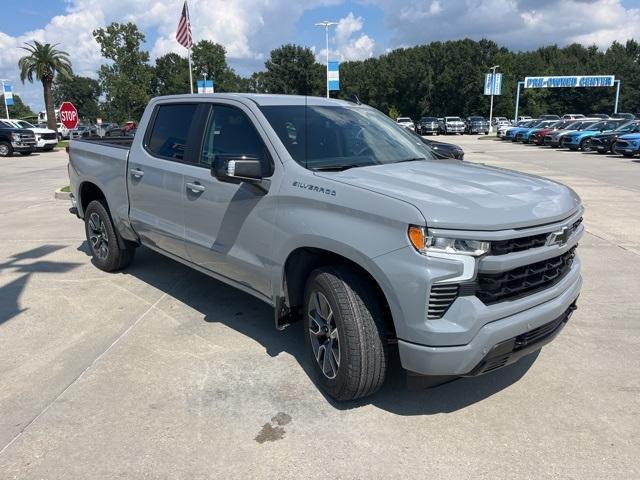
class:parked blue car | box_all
[516,120,560,143]
[562,119,630,151]
[503,120,537,141]
[613,132,640,157]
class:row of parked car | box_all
[397,116,492,135]
[0,119,137,157]
[498,114,640,157]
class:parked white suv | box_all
[396,117,415,130]
[3,120,57,151]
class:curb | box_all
[54,188,71,200]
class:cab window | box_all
[200,105,273,176]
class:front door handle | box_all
[186,182,205,193]
[130,168,144,178]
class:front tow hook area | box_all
[465,300,578,376]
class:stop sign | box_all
[59,102,78,129]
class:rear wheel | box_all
[0,141,12,157]
[84,200,135,272]
[303,265,388,401]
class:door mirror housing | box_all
[212,154,263,184]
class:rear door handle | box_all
[186,182,205,193]
[130,168,144,178]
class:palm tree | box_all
[18,41,72,131]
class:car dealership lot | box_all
[0,143,638,479]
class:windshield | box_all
[421,117,437,122]
[586,120,622,131]
[397,117,411,122]
[617,122,639,132]
[16,120,35,128]
[260,105,436,170]
[446,117,462,122]
[468,117,484,121]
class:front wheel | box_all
[19,151,32,156]
[580,138,593,152]
[84,200,135,272]
[0,141,13,157]
[304,266,388,401]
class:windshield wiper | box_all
[311,164,364,171]
[392,157,426,164]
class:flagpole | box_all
[188,45,194,94]
[186,1,194,94]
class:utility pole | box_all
[315,21,337,98]
[488,65,499,133]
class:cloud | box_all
[368,0,640,51]
[0,0,340,112]
[318,12,376,63]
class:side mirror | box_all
[212,154,263,185]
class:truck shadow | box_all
[0,245,82,326]
[110,245,538,415]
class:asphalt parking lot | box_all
[1,139,639,479]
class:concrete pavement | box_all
[0,143,638,479]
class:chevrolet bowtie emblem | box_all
[547,226,570,247]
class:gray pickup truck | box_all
[68,94,583,400]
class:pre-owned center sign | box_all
[524,75,615,89]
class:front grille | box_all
[41,133,56,140]
[427,284,459,319]
[491,217,582,256]
[476,247,576,304]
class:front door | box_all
[128,103,199,259]
[181,103,277,297]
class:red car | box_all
[532,120,574,145]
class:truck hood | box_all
[28,127,56,134]
[319,160,581,230]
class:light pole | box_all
[488,65,499,133]
[315,20,337,98]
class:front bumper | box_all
[11,141,36,152]
[398,274,581,376]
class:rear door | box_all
[179,102,277,297]
[127,102,201,258]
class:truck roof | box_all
[152,93,356,107]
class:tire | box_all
[84,200,135,272]
[0,141,13,157]
[19,151,32,156]
[580,138,593,152]
[42,145,54,151]
[303,265,388,401]
[623,153,634,158]
[484,132,489,135]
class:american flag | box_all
[176,1,192,48]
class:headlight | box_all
[36,134,41,140]
[408,226,490,256]
[11,132,20,141]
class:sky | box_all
[1,0,639,112]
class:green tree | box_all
[191,41,241,92]
[93,22,154,122]
[0,94,35,119]
[153,53,190,95]
[263,44,324,96]
[53,74,102,122]
[18,41,72,130]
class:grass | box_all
[56,140,69,148]
[60,186,70,193]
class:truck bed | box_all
[72,136,134,149]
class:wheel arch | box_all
[278,243,399,340]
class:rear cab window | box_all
[145,103,198,161]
